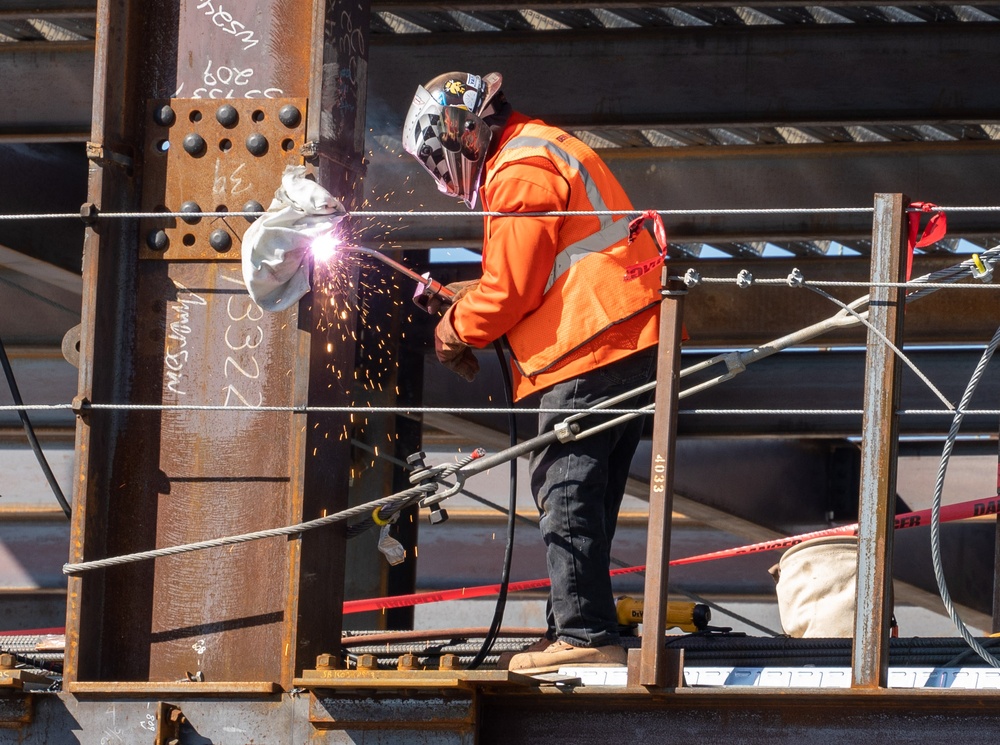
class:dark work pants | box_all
[528,347,657,648]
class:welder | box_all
[403,72,676,673]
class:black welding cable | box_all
[466,339,518,669]
[0,334,71,518]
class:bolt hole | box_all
[189,110,203,123]
[220,138,232,152]
[156,140,170,153]
[252,110,265,123]
[215,205,229,213]
[182,234,196,246]
[281,138,295,152]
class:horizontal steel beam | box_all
[423,344,1000,439]
[481,690,1000,744]
[0,43,93,138]
[6,0,984,12]
[9,23,1000,138]
[415,253,998,355]
[0,1,95,11]
[372,0,991,8]
[8,688,1000,743]
[362,141,1000,243]
[369,24,1000,128]
[0,6,95,21]
[0,144,88,272]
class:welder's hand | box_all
[434,306,480,382]
[426,279,479,316]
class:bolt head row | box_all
[155,104,301,129]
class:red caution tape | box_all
[8,496,1000,634]
[906,201,947,280]
[624,210,668,281]
[344,494,1000,614]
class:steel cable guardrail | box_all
[0,204,1000,222]
[0,205,986,586]
[3,203,1000,222]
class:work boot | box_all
[497,637,554,670]
[507,640,626,675]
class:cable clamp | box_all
[787,268,806,288]
[416,448,484,511]
[972,254,994,283]
[683,268,701,288]
[724,351,747,376]
[419,477,465,509]
[554,421,580,444]
[736,269,754,289]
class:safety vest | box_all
[484,121,663,379]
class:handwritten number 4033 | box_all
[196,0,260,51]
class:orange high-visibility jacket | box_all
[450,112,663,400]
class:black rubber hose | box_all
[466,339,518,669]
[0,333,71,518]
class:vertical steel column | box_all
[638,269,685,687]
[851,193,908,688]
[303,0,375,640]
[66,0,370,688]
[993,426,1000,633]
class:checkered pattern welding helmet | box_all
[402,72,503,209]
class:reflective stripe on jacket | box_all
[450,113,663,399]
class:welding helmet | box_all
[402,72,503,209]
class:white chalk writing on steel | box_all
[213,161,253,199]
[221,285,265,407]
[190,58,284,100]
[195,0,260,50]
[165,280,208,396]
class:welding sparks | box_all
[311,231,341,263]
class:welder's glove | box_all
[425,279,479,316]
[435,305,480,382]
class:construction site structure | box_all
[2,1,1000,742]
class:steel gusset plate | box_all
[140,97,307,260]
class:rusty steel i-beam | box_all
[851,192,908,687]
[636,268,686,687]
[66,0,371,689]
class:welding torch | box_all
[335,245,456,313]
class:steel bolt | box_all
[278,104,302,128]
[357,654,378,671]
[428,504,449,525]
[316,653,335,669]
[154,104,176,127]
[246,133,269,156]
[147,229,169,251]
[71,395,90,417]
[0,654,14,669]
[169,708,186,725]
[209,229,232,252]
[216,104,239,128]
[439,654,459,671]
[397,653,420,671]
[182,132,206,156]
[79,202,99,225]
[242,200,264,221]
[180,201,201,224]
